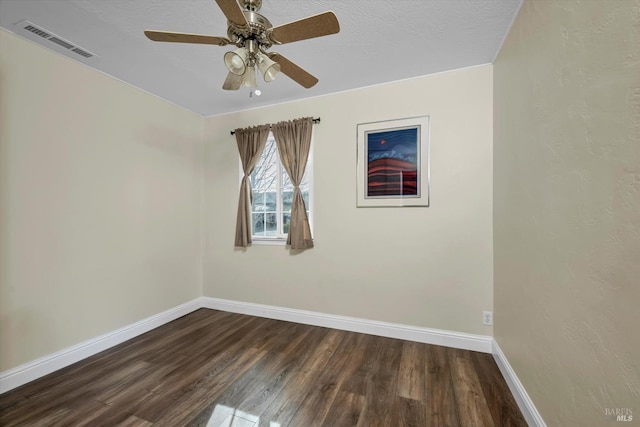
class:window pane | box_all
[302,190,310,209]
[252,213,265,235]
[252,192,265,211]
[283,213,291,234]
[265,191,276,212]
[252,140,278,193]
[283,190,293,212]
[265,213,277,236]
[283,171,293,190]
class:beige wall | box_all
[0,30,203,370]
[494,0,640,425]
[203,65,494,335]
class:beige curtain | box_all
[272,117,314,249]
[234,124,271,247]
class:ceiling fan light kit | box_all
[243,64,257,88]
[224,48,249,75]
[257,53,280,82]
[144,0,340,91]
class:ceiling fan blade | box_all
[268,11,340,45]
[268,53,318,89]
[215,0,250,29]
[145,30,231,46]
[222,72,243,90]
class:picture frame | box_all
[357,116,430,207]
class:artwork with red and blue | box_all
[366,126,419,197]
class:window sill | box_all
[251,238,287,246]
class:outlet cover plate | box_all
[483,311,493,326]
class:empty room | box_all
[0,0,637,426]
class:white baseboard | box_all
[201,297,493,353]
[0,298,203,394]
[492,340,546,427]
[1,296,494,395]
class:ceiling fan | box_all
[144,0,340,91]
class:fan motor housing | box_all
[227,10,272,48]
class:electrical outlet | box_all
[483,311,493,326]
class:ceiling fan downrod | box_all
[241,0,262,12]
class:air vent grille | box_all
[48,37,74,50]
[13,20,98,62]
[24,24,52,39]
[72,48,93,58]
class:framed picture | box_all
[357,116,430,207]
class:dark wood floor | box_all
[0,309,526,426]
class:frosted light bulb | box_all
[231,56,243,69]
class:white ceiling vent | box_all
[13,20,99,63]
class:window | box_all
[250,133,312,241]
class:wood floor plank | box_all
[397,340,425,401]
[449,348,495,427]
[230,324,321,415]
[337,333,378,396]
[355,336,404,427]
[0,309,525,426]
[144,318,260,397]
[4,308,236,422]
[93,359,152,404]
[134,318,274,424]
[53,399,112,427]
[321,391,365,427]
[118,415,154,427]
[0,391,27,417]
[29,408,71,427]
[187,323,324,426]
[288,331,367,427]
[425,343,461,425]
[471,351,528,426]
[147,347,267,426]
[127,316,271,422]
[395,396,427,427]
[255,328,345,426]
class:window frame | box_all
[239,132,313,245]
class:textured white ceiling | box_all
[0,0,522,117]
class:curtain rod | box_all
[230,117,320,135]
